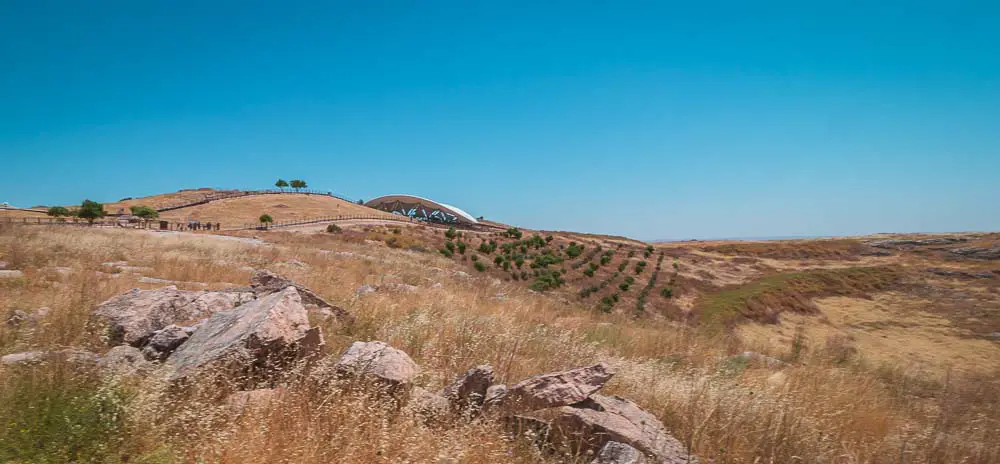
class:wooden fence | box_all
[234,214,416,231]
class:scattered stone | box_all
[766,371,789,389]
[166,287,323,384]
[99,345,153,377]
[484,384,508,409]
[5,309,28,327]
[431,282,443,289]
[545,394,691,463]
[454,271,470,278]
[949,247,1000,260]
[382,283,418,293]
[1,349,99,366]
[93,286,255,347]
[320,341,420,387]
[355,284,377,296]
[409,386,451,421]
[986,332,1000,340]
[504,363,615,413]
[142,324,198,361]
[927,268,996,279]
[592,441,650,464]
[0,260,7,269]
[285,259,308,267]
[239,266,257,273]
[441,365,494,413]
[732,351,785,369]
[0,270,25,279]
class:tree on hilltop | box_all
[259,213,274,228]
[77,200,105,224]
[289,179,307,192]
[275,179,289,192]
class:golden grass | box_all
[2,226,999,463]
[156,194,397,229]
[700,238,867,260]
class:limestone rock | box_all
[320,341,419,386]
[1,349,99,366]
[440,364,494,413]
[251,269,349,319]
[0,270,25,279]
[504,362,615,413]
[142,324,198,361]
[592,441,650,464]
[93,286,254,347]
[166,287,323,384]
[408,386,451,421]
[99,345,153,377]
[484,384,508,408]
[355,284,377,296]
[547,394,691,463]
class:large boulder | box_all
[99,345,154,377]
[165,287,323,384]
[440,364,494,413]
[317,341,419,387]
[545,395,691,463]
[250,270,350,320]
[503,362,615,413]
[93,286,254,347]
[408,386,451,422]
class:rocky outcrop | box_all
[592,441,650,464]
[0,270,25,279]
[949,247,1000,260]
[249,270,348,320]
[99,345,153,377]
[545,395,691,463]
[503,362,615,413]
[166,287,323,384]
[317,341,419,388]
[441,364,494,413]
[93,286,254,347]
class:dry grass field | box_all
[155,193,397,229]
[1,223,999,463]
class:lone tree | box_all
[289,179,307,192]
[77,200,106,223]
[259,213,274,227]
[46,206,71,217]
[129,205,159,220]
[275,179,289,192]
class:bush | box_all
[129,205,159,219]
[533,253,562,268]
[618,262,628,272]
[619,282,631,291]
[624,276,635,285]
[326,223,342,233]
[566,242,585,258]
[474,261,486,272]
[445,241,456,253]
[505,227,523,239]
[478,240,497,254]
[545,235,553,242]
[445,227,458,239]
[46,206,71,217]
[493,255,504,266]
[530,269,565,292]
[661,287,674,298]
[515,256,525,268]
[583,268,595,277]
[457,241,467,254]
[439,248,453,258]
[471,254,478,262]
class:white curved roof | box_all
[366,194,478,224]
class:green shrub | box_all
[661,287,674,298]
[624,276,635,285]
[583,268,595,277]
[494,255,504,266]
[129,205,159,219]
[474,261,487,272]
[471,254,479,262]
[46,206,71,217]
[326,223,342,233]
[457,241,467,254]
[445,241,455,253]
[515,256,525,268]
[618,262,628,272]
[445,227,458,239]
[565,242,585,258]
[505,227,523,239]
[0,365,127,463]
[545,235,553,242]
[619,282,631,291]
[439,248,454,258]
[530,269,565,292]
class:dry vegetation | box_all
[2,225,999,463]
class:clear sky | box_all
[1,1,997,240]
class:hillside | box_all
[1,195,999,463]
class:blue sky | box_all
[1,1,997,240]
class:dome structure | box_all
[365,194,478,224]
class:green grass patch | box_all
[697,265,903,326]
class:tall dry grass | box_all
[1,225,998,463]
